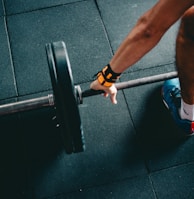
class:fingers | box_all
[103,92,117,104]
[110,91,117,104]
[109,85,117,104]
[90,80,118,104]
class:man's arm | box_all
[90,0,194,104]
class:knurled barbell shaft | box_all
[81,71,178,98]
[0,94,54,116]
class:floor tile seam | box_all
[147,161,194,199]
[1,0,5,16]
[148,174,159,199]
[94,0,114,56]
[148,160,194,175]
[122,61,176,76]
[40,173,152,199]
[2,0,88,17]
[121,89,138,135]
[2,0,18,96]
[2,6,19,97]
[75,62,175,85]
[117,61,176,143]
[0,89,53,103]
[17,89,53,98]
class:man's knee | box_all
[180,6,194,40]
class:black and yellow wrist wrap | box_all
[96,64,121,87]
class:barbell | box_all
[0,41,178,154]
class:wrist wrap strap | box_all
[96,64,121,87]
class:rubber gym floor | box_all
[1,0,194,199]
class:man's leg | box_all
[176,6,194,121]
[162,6,194,134]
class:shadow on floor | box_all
[0,108,64,199]
[135,86,188,159]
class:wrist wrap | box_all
[96,64,121,87]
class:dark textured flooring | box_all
[1,1,194,199]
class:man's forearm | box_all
[110,10,167,73]
[109,0,194,74]
[110,27,164,73]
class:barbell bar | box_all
[0,94,54,115]
[0,41,178,154]
[80,71,178,100]
[0,70,178,115]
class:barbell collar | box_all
[0,94,54,116]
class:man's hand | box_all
[90,79,118,104]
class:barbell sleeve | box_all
[0,94,55,116]
[81,71,178,98]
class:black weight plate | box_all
[46,41,85,154]
[52,41,85,153]
[45,43,74,154]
